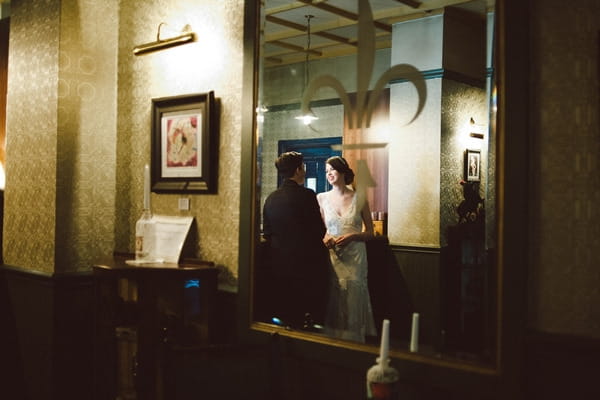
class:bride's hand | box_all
[323,235,336,249]
[334,233,355,247]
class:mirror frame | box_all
[238,0,528,396]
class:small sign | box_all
[152,215,194,263]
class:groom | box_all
[262,151,330,329]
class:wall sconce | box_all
[133,23,196,56]
[469,117,485,139]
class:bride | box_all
[317,156,377,343]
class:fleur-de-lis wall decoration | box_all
[299,0,427,130]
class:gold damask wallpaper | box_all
[54,0,119,273]
[4,0,245,285]
[528,0,600,337]
[4,0,61,273]
[114,0,245,287]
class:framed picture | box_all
[151,92,217,193]
[465,149,481,182]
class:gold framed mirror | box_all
[238,0,527,395]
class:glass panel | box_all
[253,0,497,365]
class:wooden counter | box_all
[93,254,218,400]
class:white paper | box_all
[150,215,194,263]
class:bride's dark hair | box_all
[326,156,354,185]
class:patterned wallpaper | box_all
[4,0,245,284]
[439,79,488,247]
[529,0,600,337]
[114,0,245,287]
[54,0,119,273]
[389,78,441,247]
[4,0,61,273]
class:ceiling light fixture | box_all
[295,15,318,125]
[133,23,196,56]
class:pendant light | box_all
[295,15,318,125]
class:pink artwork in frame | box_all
[151,92,217,193]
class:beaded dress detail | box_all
[321,191,376,343]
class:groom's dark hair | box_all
[275,151,303,178]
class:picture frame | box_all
[151,92,218,193]
[465,149,481,182]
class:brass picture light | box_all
[133,23,196,56]
[469,117,485,139]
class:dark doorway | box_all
[278,137,342,194]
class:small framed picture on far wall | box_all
[465,149,481,182]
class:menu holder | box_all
[126,215,194,266]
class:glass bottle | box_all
[135,209,154,262]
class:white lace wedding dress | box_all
[320,191,377,343]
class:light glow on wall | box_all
[0,162,5,190]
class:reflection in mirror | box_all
[253,0,497,365]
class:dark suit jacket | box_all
[263,179,328,279]
[260,179,330,326]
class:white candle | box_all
[410,313,419,353]
[143,164,150,210]
[379,319,390,362]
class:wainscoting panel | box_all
[0,265,94,400]
[391,247,441,346]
